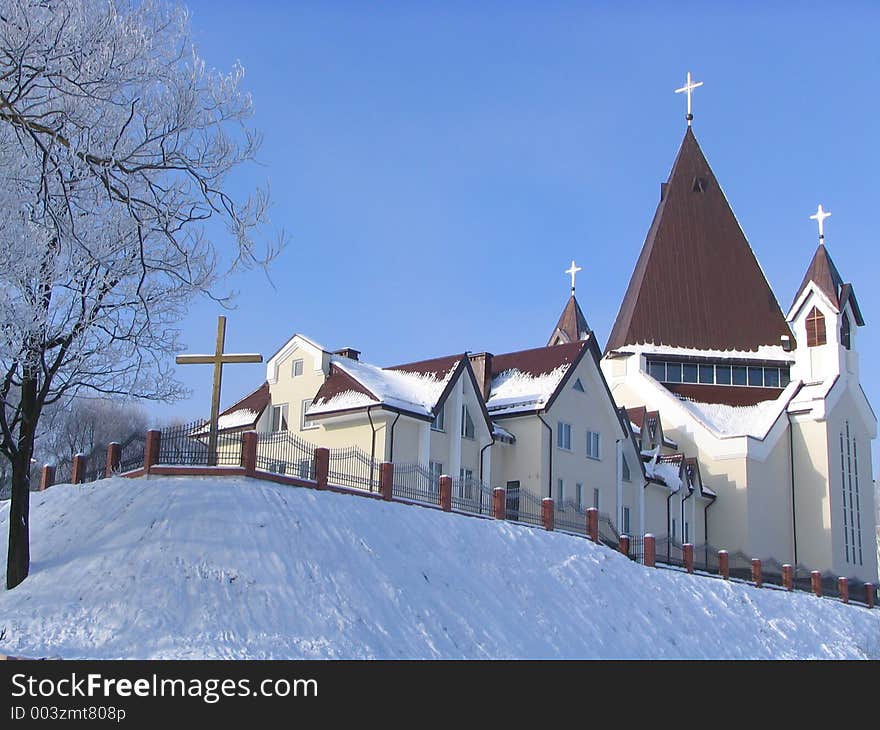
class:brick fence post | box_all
[865,584,875,609]
[586,507,599,543]
[439,475,452,512]
[838,577,849,604]
[314,447,329,490]
[782,564,793,591]
[105,442,121,477]
[71,454,85,484]
[144,429,161,474]
[241,431,258,477]
[379,462,393,501]
[683,543,694,574]
[811,570,822,597]
[542,498,554,531]
[719,550,729,580]
[39,465,55,491]
[751,559,763,588]
[492,487,505,520]
[644,534,656,567]
[619,535,630,558]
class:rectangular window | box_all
[557,478,565,504]
[301,399,316,430]
[271,403,288,432]
[431,405,445,432]
[429,461,443,492]
[698,364,715,384]
[732,366,747,386]
[461,405,475,439]
[557,422,572,451]
[292,359,304,377]
[622,506,631,535]
[622,455,631,482]
[665,362,682,383]
[780,368,791,387]
[586,431,600,460]
[576,483,583,509]
[747,366,764,387]
[593,488,600,510]
[715,365,732,385]
[764,368,780,388]
[682,363,698,383]
[648,361,666,381]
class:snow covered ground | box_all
[1,476,878,659]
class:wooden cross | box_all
[675,71,703,126]
[565,260,583,294]
[176,315,262,465]
[810,204,832,242]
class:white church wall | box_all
[790,416,833,575]
[745,430,795,564]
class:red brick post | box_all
[683,543,694,574]
[586,507,599,543]
[241,431,258,477]
[751,559,763,588]
[439,475,452,512]
[105,442,121,477]
[718,550,729,580]
[782,564,794,591]
[838,577,849,604]
[39,465,56,491]
[379,462,393,501]
[314,447,329,489]
[144,429,161,474]
[619,535,630,558]
[492,487,505,520]
[865,584,875,609]
[644,534,656,567]
[542,498,554,531]
[811,570,822,597]
[71,454,85,484]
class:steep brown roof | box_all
[606,128,793,353]
[387,353,464,378]
[196,382,269,434]
[548,295,591,346]
[664,383,781,407]
[311,365,377,408]
[792,244,864,325]
[491,340,587,380]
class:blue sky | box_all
[150,2,880,465]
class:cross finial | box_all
[675,71,704,127]
[810,204,832,242]
[565,259,582,294]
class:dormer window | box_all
[431,405,445,432]
[806,306,826,347]
[841,312,851,350]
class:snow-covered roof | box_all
[617,342,795,363]
[308,355,458,418]
[642,449,683,493]
[678,396,788,439]
[492,423,516,443]
[486,365,571,416]
[788,378,836,413]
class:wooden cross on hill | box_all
[176,315,262,465]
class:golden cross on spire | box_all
[810,204,832,243]
[176,315,262,465]
[675,71,704,127]
[565,259,583,294]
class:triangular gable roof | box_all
[790,244,864,326]
[548,295,591,346]
[194,382,270,435]
[606,127,793,353]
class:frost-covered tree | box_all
[0,0,279,588]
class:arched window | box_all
[806,306,826,347]
[841,312,851,350]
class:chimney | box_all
[334,347,360,361]
[468,352,494,401]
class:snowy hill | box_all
[1,476,878,659]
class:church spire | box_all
[548,261,591,346]
[674,71,703,127]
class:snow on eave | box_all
[622,342,795,363]
[487,364,570,416]
[307,390,381,416]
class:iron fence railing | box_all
[328,445,377,493]
[508,488,543,527]
[255,431,316,479]
[118,432,147,474]
[554,499,588,536]
[157,420,211,466]
[452,477,494,516]
[392,462,439,506]
[597,512,620,550]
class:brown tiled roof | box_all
[491,340,587,380]
[198,382,269,434]
[547,295,591,345]
[791,244,864,325]
[311,366,377,408]
[606,128,793,353]
[664,383,781,407]
[626,406,647,428]
[386,353,464,378]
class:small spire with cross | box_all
[565,259,582,295]
[675,71,704,127]
[176,315,263,465]
[810,204,832,243]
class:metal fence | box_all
[554,499,588,536]
[327,445,377,493]
[507,488,543,528]
[392,462,439,505]
[597,512,620,550]
[118,433,147,474]
[255,430,316,480]
[452,476,494,516]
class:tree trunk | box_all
[6,371,38,590]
